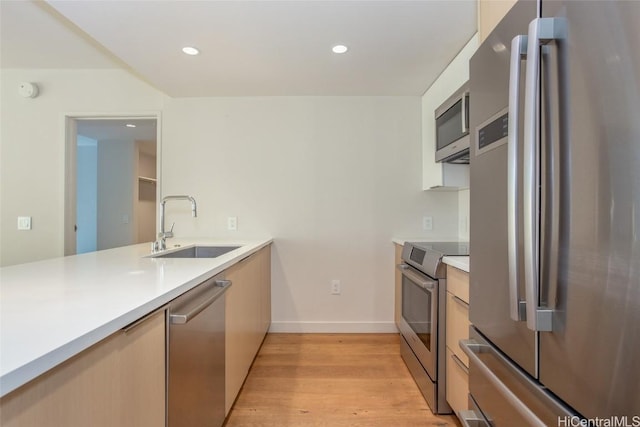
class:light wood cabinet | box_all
[445,265,470,417]
[0,310,166,427]
[446,347,470,415]
[478,0,518,43]
[224,244,272,415]
[446,292,471,368]
[394,243,403,327]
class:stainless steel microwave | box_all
[435,82,470,163]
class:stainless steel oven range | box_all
[397,241,468,415]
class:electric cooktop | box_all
[409,241,469,256]
[401,241,469,278]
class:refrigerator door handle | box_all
[507,34,528,322]
[460,339,547,427]
[523,17,566,332]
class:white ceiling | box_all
[2,0,477,97]
[0,1,121,69]
[76,119,157,144]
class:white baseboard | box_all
[268,321,399,333]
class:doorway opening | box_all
[64,115,160,255]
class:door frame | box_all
[63,112,162,256]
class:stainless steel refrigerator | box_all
[463,0,640,425]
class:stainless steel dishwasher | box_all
[168,273,231,427]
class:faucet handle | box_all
[164,222,175,238]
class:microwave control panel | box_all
[476,108,509,156]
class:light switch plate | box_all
[18,216,32,230]
[423,216,433,231]
[227,216,238,231]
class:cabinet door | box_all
[446,347,470,415]
[0,310,166,427]
[259,246,272,335]
[446,265,469,303]
[445,266,470,417]
[225,245,272,415]
[119,311,166,427]
[446,291,470,367]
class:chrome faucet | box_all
[153,195,197,252]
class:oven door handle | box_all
[397,264,436,290]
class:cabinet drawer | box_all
[447,265,469,303]
[446,347,469,415]
[446,291,470,367]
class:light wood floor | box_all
[224,333,461,427]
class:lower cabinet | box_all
[445,265,470,417]
[446,347,470,414]
[0,310,166,427]
[224,244,272,415]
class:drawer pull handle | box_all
[453,294,469,308]
[458,410,487,427]
[451,353,469,375]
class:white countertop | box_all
[442,256,470,273]
[0,238,272,397]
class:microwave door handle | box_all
[461,92,468,133]
[523,17,566,332]
[507,35,528,322]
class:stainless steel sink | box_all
[152,245,241,258]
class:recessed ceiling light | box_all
[332,45,348,54]
[182,46,200,56]
[125,124,136,128]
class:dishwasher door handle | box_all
[170,279,231,324]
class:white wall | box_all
[76,136,98,253]
[96,139,135,250]
[162,96,460,332]
[458,188,470,241]
[0,69,165,266]
[0,69,463,331]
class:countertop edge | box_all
[442,256,470,273]
[0,238,273,397]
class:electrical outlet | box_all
[227,216,238,231]
[17,216,32,230]
[331,279,341,295]
[423,216,433,231]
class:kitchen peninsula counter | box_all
[0,238,272,397]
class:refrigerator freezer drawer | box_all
[462,327,575,426]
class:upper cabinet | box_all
[422,34,478,191]
[478,0,518,43]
